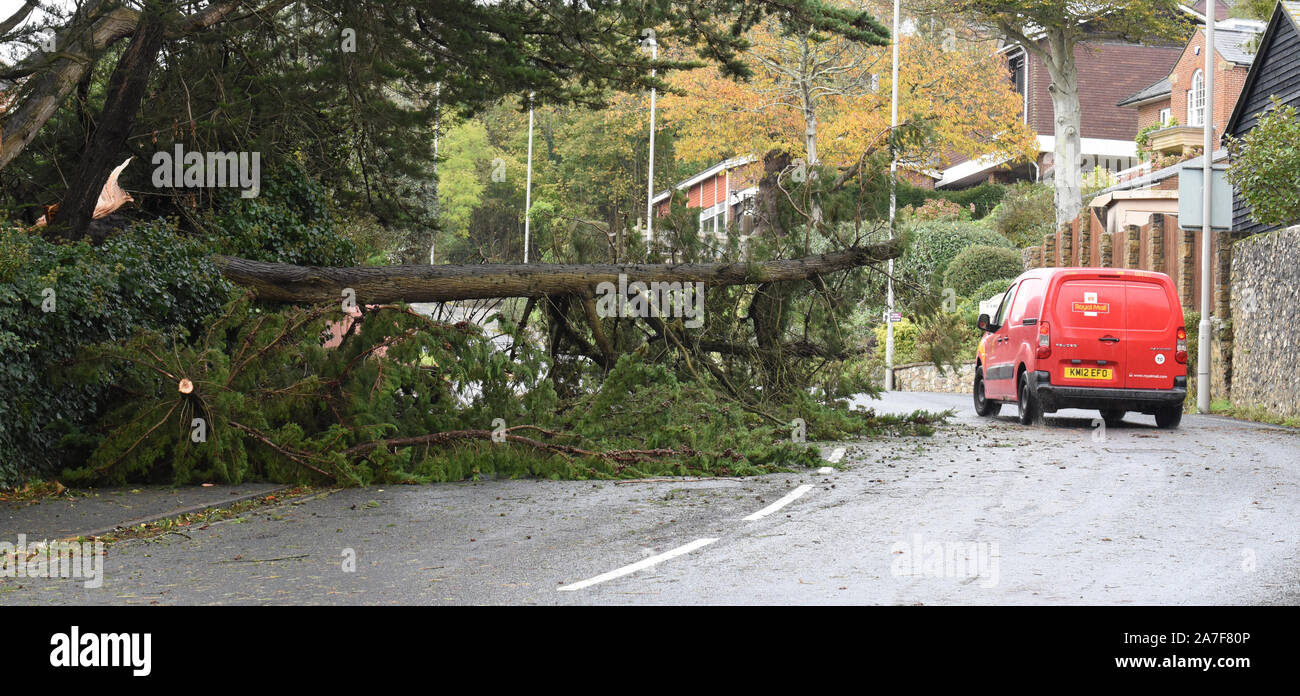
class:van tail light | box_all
[1037,321,1051,359]
[1175,326,1187,364]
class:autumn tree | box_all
[922,0,1192,226]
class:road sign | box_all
[1178,163,1231,230]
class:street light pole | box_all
[885,0,900,392]
[645,36,658,247]
[1198,14,1215,413]
[524,93,535,264]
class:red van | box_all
[973,268,1187,428]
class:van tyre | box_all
[1016,372,1043,426]
[1155,405,1182,429]
[973,366,1001,417]
[1101,409,1125,426]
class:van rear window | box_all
[1126,282,1173,330]
[1054,280,1125,328]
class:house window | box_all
[1008,52,1026,96]
[1158,107,1171,126]
[1187,69,1205,126]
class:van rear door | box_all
[1124,277,1180,390]
[1050,277,1127,389]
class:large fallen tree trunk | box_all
[213,240,902,304]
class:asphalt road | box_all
[4,392,1298,605]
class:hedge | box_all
[943,246,1025,296]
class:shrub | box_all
[959,277,1017,314]
[989,182,1054,248]
[873,318,920,364]
[901,221,1015,289]
[943,245,1024,296]
[1226,97,1300,228]
[203,161,359,266]
[940,182,1006,219]
[0,222,232,485]
[907,197,969,222]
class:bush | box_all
[901,221,1015,289]
[0,163,362,485]
[873,318,921,364]
[989,182,1054,248]
[853,177,1004,222]
[959,277,1017,313]
[203,161,359,266]
[1226,97,1300,228]
[0,222,232,485]
[943,245,1024,296]
[940,182,1006,220]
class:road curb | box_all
[76,485,294,540]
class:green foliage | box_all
[898,220,1016,296]
[907,198,971,222]
[438,121,494,239]
[960,278,1017,314]
[63,302,948,486]
[939,183,1007,219]
[202,162,359,266]
[1135,117,1177,160]
[1226,97,1300,228]
[943,245,1024,296]
[873,318,921,364]
[1230,0,1279,21]
[989,182,1055,247]
[856,177,1004,221]
[0,223,232,485]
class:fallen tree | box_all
[212,241,902,304]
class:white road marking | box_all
[743,484,814,521]
[827,447,845,463]
[557,538,719,591]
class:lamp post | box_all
[524,93,535,264]
[645,34,658,246]
[885,0,900,391]
[1197,14,1215,413]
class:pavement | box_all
[2,392,1298,605]
[0,484,286,541]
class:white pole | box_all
[1197,14,1215,413]
[646,38,658,247]
[431,82,441,264]
[524,93,535,264]
[885,0,900,392]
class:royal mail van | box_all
[973,268,1187,428]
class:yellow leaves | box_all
[661,23,1037,170]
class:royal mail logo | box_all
[1072,301,1110,313]
[1073,292,1109,314]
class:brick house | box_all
[1119,18,1262,159]
[652,156,762,237]
[1225,1,1300,237]
[937,3,1239,190]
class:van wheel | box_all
[973,367,1001,417]
[1101,409,1125,426]
[1016,372,1043,426]
[1155,405,1182,429]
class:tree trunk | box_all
[0,1,139,172]
[1044,33,1083,227]
[213,241,901,305]
[51,7,165,240]
[0,0,244,172]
